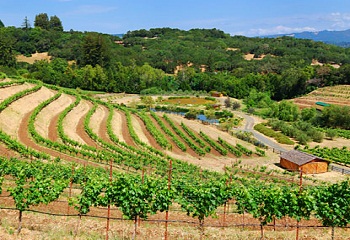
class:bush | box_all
[295,133,310,145]
[325,128,338,140]
[0,72,7,79]
[232,101,241,110]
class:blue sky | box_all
[1,0,350,36]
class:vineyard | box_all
[0,78,350,239]
[293,85,350,109]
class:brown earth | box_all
[16,52,51,64]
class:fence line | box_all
[330,165,350,175]
[2,206,349,229]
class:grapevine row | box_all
[163,114,207,156]
[218,137,242,157]
[180,122,208,148]
[199,131,228,156]
[137,111,172,150]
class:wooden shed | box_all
[280,150,329,174]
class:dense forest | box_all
[1,14,350,100]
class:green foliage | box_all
[302,145,350,165]
[254,123,294,145]
[34,13,49,30]
[244,89,272,108]
[267,100,300,122]
[320,105,350,130]
[325,128,338,140]
[231,101,241,110]
[314,181,350,228]
[0,29,16,67]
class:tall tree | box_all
[21,16,31,30]
[0,29,16,67]
[49,15,63,31]
[34,13,49,30]
[0,19,4,28]
[80,33,111,67]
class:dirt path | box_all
[96,106,115,145]
[133,114,161,150]
[62,99,91,145]
[18,111,102,168]
[0,87,55,137]
[0,83,33,104]
[35,93,74,139]
[131,114,152,146]
[119,111,137,147]
[0,143,18,158]
[75,101,100,149]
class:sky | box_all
[1,0,350,37]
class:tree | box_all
[49,15,63,31]
[224,96,231,108]
[0,19,5,28]
[230,101,240,110]
[34,13,49,30]
[80,33,111,67]
[140,96,155,110]
[21,16,31,30]
[0,30,16,67]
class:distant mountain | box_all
[265,29,350,47]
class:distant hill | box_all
[265,29,350,47]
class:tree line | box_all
[1,14,350,99]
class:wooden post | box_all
[106,159,113,240]
[165,160,172,240]
[164,159,173,240]
[67,166,74,219]
[296,168,303,240]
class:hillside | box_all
[1,26,350,102]
[266,29,350,47]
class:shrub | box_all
[325,129,338,140]
[232,101,241,110]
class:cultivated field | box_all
[293,85,350,109]
[0,78,349,239]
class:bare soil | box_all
[16,52,51,64]
[292,85,350,108]
[0,83,33,104]
[162,97,215,105]
[35,93,74,139]
[0,86,55,137]
[62,100,91,145]
[110,109,126,143]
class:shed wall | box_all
[280,158,299,171]
[302,161,328,174]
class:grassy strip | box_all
[254,123,294,145]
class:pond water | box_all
[151,109,219,124]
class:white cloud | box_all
[323,12,350,29]
[237,25,317,37]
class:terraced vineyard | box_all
[2,78,350,240]
[293,84,350,109]
[0,78,266,175]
